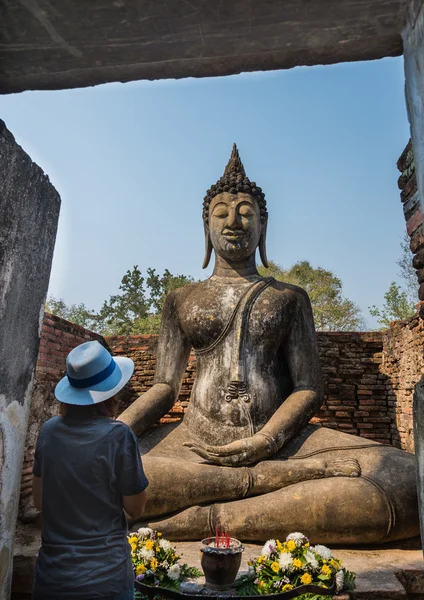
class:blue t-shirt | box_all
[32,415,148,599]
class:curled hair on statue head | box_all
[202,143,268,226]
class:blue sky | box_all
[0,57,411,328]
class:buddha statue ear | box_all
[259,215,269,268]
[202,222,213,269]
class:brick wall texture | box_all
[21,311,424,515]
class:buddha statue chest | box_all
[177,278,297,445]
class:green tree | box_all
[45,296,96,329]
[369,235,418,329]
[97,266,194,334]
[46,266,194,335]
[397,233,418,303]
[369,281,416,328]
[259,260,365,331]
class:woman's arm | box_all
[32,475,42,510]
[122,489,147,520]
[118,290,191,436]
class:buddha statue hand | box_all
[183,431,278,467]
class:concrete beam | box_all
[0,121,60,599]
[0,0,406,94]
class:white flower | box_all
[167,564,181,581]
[277,553,293,571]
[261,539,276,556]
[137,527,153,538]
[159,538,173,551]
[286,532,307,547]
[336,570,344,591]
[140,547,154,561]
[304,550,319,570]
[311,544,332,560]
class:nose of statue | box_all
[225,207,241,230]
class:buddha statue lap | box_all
[119,145,419,544]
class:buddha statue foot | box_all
[249,457,360,495]
[324,458,361,478]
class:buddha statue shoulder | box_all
[119,145,419,545]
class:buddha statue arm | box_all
[118,291,192,436]
[258,288,323,449]
[185,288,323,466]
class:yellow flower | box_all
[321,564,331,576]
[151,557,158,570]
[276,540,284,552]
[128,535,138,544]
[282,584,293,592]
[305,542,310,547]
[330,558,339,569]
[301,573,312,585]
[271,562,280,573]
[130,542,137,552]
[157,532,162,538]
[259,581,265,587]
[293,558,302,569]
[286,540,296,552]
[155,546,160,552]
[136,564,146,575]
[257,555,265,564]
[145,539,154,551]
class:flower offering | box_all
[240,532,355,596]
[128,527,201,589]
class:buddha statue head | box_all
[202,144,269,269]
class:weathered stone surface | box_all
[0,121,60,599]
[0,0,406,94]
[403,2,424,225]
[413,378,424,559]
[406,207,423,236]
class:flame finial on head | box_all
[223,143,246,178]
[202,144,267,224]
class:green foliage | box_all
[397,233,418,303]
[45,296,97,329]
[47,266,194,335]
[97,266,150,335]
[369,281,416,328]
[259,260,365,331]
[369,235,418,329]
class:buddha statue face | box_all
[208,192,263,262]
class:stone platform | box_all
[11,522,424,599]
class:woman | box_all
[32,340,148,600]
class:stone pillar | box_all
[404,0,424,556]
[0,121,60,599]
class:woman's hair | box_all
[59,395,119,419]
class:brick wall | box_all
[20,313,104,515]
[381,313,424,453]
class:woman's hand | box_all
[183,432,276,466]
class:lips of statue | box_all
[208,192,262,262]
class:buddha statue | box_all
[119,145,419,544]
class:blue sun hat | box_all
[55,341,134,405]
